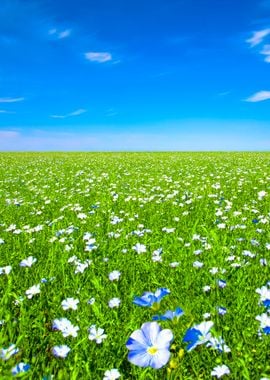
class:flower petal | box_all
[141,322,161,346]
[149,348,171,369]
[156,328,173,349]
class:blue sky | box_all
[0,0,270,150]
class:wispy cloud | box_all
[245,90,270,102]
[50,108,87,119]
[48,28,71,39]
[0,109,15,114]
[0,97,24,103]
[58,29,71,39]
[246,29,270,47]
[260,44,270,62]
[85,52,112,63]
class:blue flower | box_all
[11,362,30,376]
[126,321,173,369]
[183,321,213,351]
[153,307,184,323]
[133,288,170,310]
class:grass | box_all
[0,152,269,379]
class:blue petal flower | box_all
[126,321,173,369]
[11,362,30,376]
[183,321,213,351]
[152,307,184,322]
[263,299,270,308]
[133,288,170,308]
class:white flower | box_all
[109,270,121,281]
[88,325,107,343]
[203,285,211,292]
[211,364,230,378]
[256,313,270,329]
[77,213,87,219]
[0,266,12,275]
[25,284,41,299]
[217,223,226,229]
[52,345,70,358]
[103,368,121,380]
[20,256,37,267]
[132,243,146,254]
[169,262,179,267]
[258,190,267,200]
[61,297,79,311]
[108,298,121,308]
[0,344,19,360]
[52,318,79,338]
[193,261,203,268]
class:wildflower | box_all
[193,261,203,268]
[25,284,41,299]
[87,297,95,305]
[0,344,19,360]
[132,243,147,254]
[217,307,227,316]
[0,266,12,275]
[88,325,107,343]
[109,270,121,281]
[61,298,79,311]
[133,288,170,310]
[211,364,230,378]
[169,262,179,268]
[20,256,37,267]
[256,286,270,307]
[260,258,268,266]
[153,307,184,323]
[52,345,70,358]
[256,313,270,334]
[203,313,211,319]
[108,298,121,308]
[183,321,213,351]
[126,321,173,369]
[11,362,30,376]
[218,280,227,289]
[207,336,231,352]
[103,369,121,380]
[203,285,211,292]
[258,191,267,200]
[52,318,79,338]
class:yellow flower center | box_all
[147,346,158,355]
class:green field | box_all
[0,152,270,379]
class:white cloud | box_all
[260,44,270,62]
[246,29,270,47]
[245,90,270,102]
[0,97,24,103]
[50,108,87,119]
[85,52,112,63]
[48,28,71,39]
[58,29,71,39]
[68,109,87,116]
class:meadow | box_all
[0,152,269,380]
